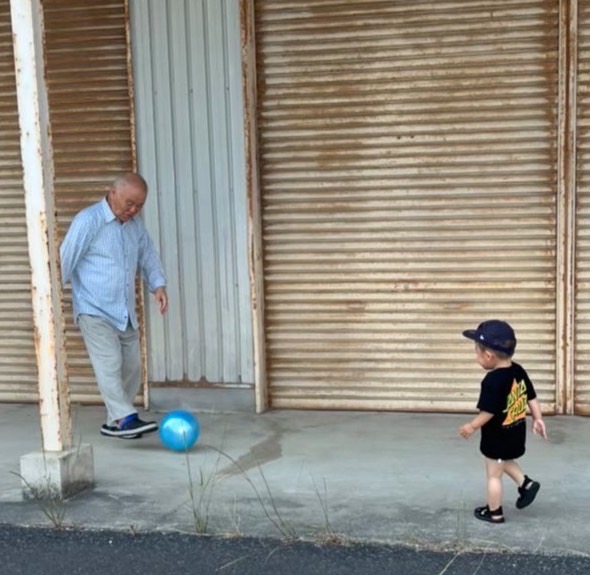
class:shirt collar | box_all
[100,197,117,223]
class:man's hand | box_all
[153,287,168,314]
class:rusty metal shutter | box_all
[575,0,590,414]
[256,1,559,411]
[44,0,135,403]
[0,0,39,402]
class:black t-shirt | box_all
[476,362,537,460]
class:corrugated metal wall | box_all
[129,0,254,386]
[575,0,590,414]
[256,0,559,411]
[0,0,38,402]
[6,0,590,415]
[44,0,135,403]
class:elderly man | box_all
[60,173,168,439]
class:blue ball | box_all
[159,410,200,452]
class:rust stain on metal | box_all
[345,300,366,312]
[240,0,258,214]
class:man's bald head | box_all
[107,173,149,222]
[113,173,148,194]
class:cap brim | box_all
[462,329,478,342]
[462,328,515,355]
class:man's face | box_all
[108,181,147,222]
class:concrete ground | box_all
[0,403,588,556]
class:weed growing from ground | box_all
[11,471,67,529]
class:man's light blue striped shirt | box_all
[60,198,166,331]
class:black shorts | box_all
[480,423,526,461]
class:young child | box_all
[459,319,547,524]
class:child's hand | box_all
[532,418,548,440]
[459,423,475,439]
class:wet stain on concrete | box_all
[217,423,283,478]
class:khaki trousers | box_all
[78,314,141,425]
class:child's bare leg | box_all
[503,459,526,487]
[484,458,504,512]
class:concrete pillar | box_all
[10,0,94,498]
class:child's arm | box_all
[459,411,493,439]
[528,398,548,439]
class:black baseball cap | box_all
[462,319,517,356]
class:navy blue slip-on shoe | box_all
[100,424,142,439]
[100,415,158,439]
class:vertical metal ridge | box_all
[574,0,590,414]
[555,0,577,414]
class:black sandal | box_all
[516,475,540,509]
[474,505,505,524]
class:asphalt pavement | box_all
[2,524,590,575]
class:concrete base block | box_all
[19,444,94,500]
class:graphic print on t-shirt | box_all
[502,378,528,427]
